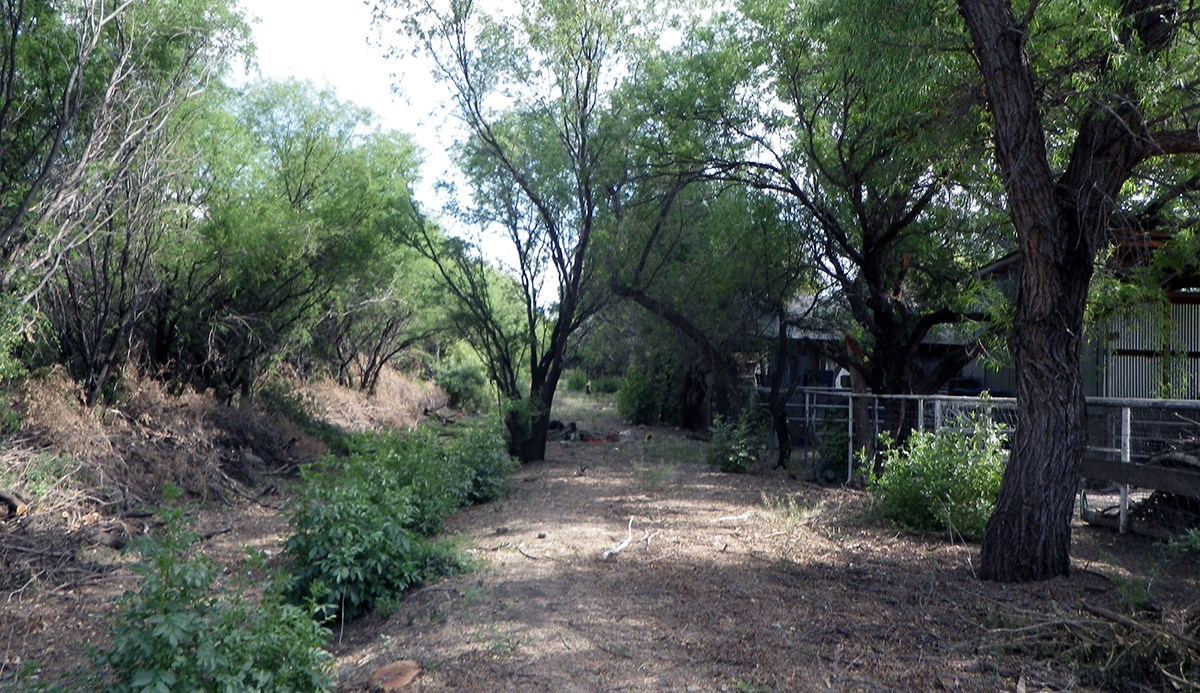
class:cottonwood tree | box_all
[380,0,665,461]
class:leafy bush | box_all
[284,421,513,620]
[869,410,1008,541]
[445,421,518,504]
[617,364,667,425]
[434,343,491,412]
[1167,528,1200,559]
[706,414,762,473]
[284,458,421,620]
[814,411,851,484]
[351,428,472,536]
[95,491,333,692]
[591,376,621,394]
[564,370,588,392]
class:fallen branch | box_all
[600,517,634,560]
[201,526,233,541]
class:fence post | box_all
[918,399,925,432]
[804,390,812,474]
[1120,406,1131,534]
[847,392,855,483]
[934,400,943,431]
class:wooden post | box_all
[1120,406,1131,534]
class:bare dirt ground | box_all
[4,392,1200,691]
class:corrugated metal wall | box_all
[1104,302,1200,399]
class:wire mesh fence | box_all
[760,388,1200,534]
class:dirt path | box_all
[327,419,1172,692]
[4,394,1195,691]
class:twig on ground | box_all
[600,517,634,560]
[201,526,233,541]
[517,544,541,560]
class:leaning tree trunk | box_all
[957,0,1092,582]
[980,219,1093,580]
[959,0,1158,581]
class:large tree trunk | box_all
[981,226,1093,579]
[956,0,1093,581]
[957,0,1165,581]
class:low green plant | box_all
[617,364,666,425]
[444,420,518,504]
[632,460,675,491]
[284,458,420,620]
[706,413,762,473]
[0,388,21,434]
[644,434,703,464]
[349,428,471,536]
[869,410,1008,541]
[284,422,511,621]
[475,624,524,655]
[94,486,333,692]
[814,410,850,484]
[590,375,621,394]
[434,343,491,412]
[761,492,816,530]
[564,370,588,392]
[1165,528,1200,559]
[1113,571,1159,616]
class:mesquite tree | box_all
[379,0,664,460]
[954,0,1200,581]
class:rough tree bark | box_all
[956,0,1193,581]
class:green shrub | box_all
[284,458,421,620]
[1167,528,1200,559]
[591,376,620,394]
[869,410,1008,541]
[356,428,472,536]
[706,413,762,473]
[617,365,666,425]
[444,420,518,504]
[814,411,850,484]
[96,490,333,692]
[434,343,491,412]
[564,370,588,392]
[284,423,512,620]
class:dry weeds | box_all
[303,368,446,433]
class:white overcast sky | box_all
[234,0,455,210]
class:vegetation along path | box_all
[328,402,1198,692]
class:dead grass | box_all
[303,368,446,433]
